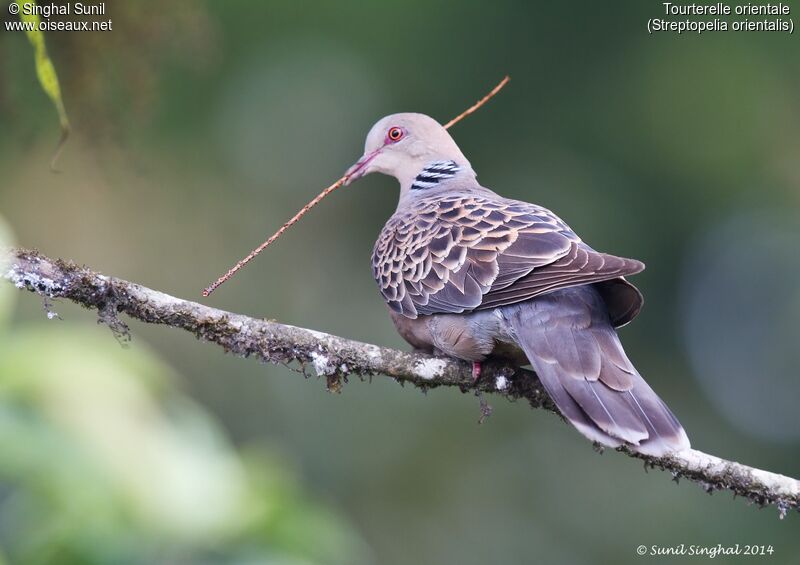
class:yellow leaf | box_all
[15,0,70,169]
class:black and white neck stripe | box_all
[410,160,461,190]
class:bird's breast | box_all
[388,307,526,364]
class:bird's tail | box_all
[505,286,690,456]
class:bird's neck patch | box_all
[411,160,460,190]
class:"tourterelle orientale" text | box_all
[648,2,793,34]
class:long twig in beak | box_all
[202,75,510,297]
[443,75,510,129]
[202,174,349,297]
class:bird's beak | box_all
[344,148,382,186]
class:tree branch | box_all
[3,248,798,518]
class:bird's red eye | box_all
[387,126,404,142]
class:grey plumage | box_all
[347,112,690,455]
[505,287,688,455]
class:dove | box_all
[344,113,690,456]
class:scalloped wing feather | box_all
[372,192,644,319]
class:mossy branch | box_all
[3,247,799,518]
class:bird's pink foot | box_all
[472,361,482,383]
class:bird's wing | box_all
[372,192,644,318]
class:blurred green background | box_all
[2,1,799,563]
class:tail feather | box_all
[505,286,690,456]
[530,362,624,449]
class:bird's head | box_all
[344,113,475,193]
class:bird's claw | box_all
[471,361,482,384]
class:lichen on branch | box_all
[3,247,799,518]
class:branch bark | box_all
[3,248,798,518]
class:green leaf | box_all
[0,216,15,329]
[15,0,70,169]
[0,326,368,563]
